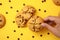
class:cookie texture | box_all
[27,15,43,32]
[16,6,36,27]
[52,0,60,6]
[0,14,6,28]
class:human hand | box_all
[41,16,60,37]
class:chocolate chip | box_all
[16,10,19,12]
[21,33,23,36]
[44,10,46,12]
[18,38,20,40]
[47,33,50,35]
[23,3,25,6]
[18,26,20,28]
[6,12,8,14]
[42,0,46,3]
[0,20,2,22]
[32,36,35,38]
[40,35,43,37]
[14,30,16,32]
[19,20,21,22]
[19,15,21,17]
[25,19,27,21]
[39,23,41,24]
[44,0,46,2]
[13,21,15,23]
[37,16,39,18]
[42,1,44,3]
[0,3,2,5]
[9,0,11,2]
[10,6,13,9]
[39,9,41,11]
[7,36,9,38]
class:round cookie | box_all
[52,0,60,6]
[16,6,36,27]
[0,14,6,28]
[27,15,44,32]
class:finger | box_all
[41,23,60,37]
[41,23,54,29]
[44,16,57,21]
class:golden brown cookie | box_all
[27,15,44,32]
[22,6,36,14]
[0,14,6,28]
[52,0,60,6]
[16,6,36,27]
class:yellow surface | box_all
[0,0,60,40]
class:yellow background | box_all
[0,0,60,40]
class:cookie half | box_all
[27,15,44,32]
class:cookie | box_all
[16,6,36,27]
[0,14,6,28]
[22,6,36,14]
[27,15,43,32]
[52,0,60,6]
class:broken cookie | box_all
[27,15,44,32]
[16,5,36,27]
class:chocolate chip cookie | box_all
[0,14,6,28]
[52,0,60,6]
[27,15,43,32]
[16,6,36,27]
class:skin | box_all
[41,15,60,38]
